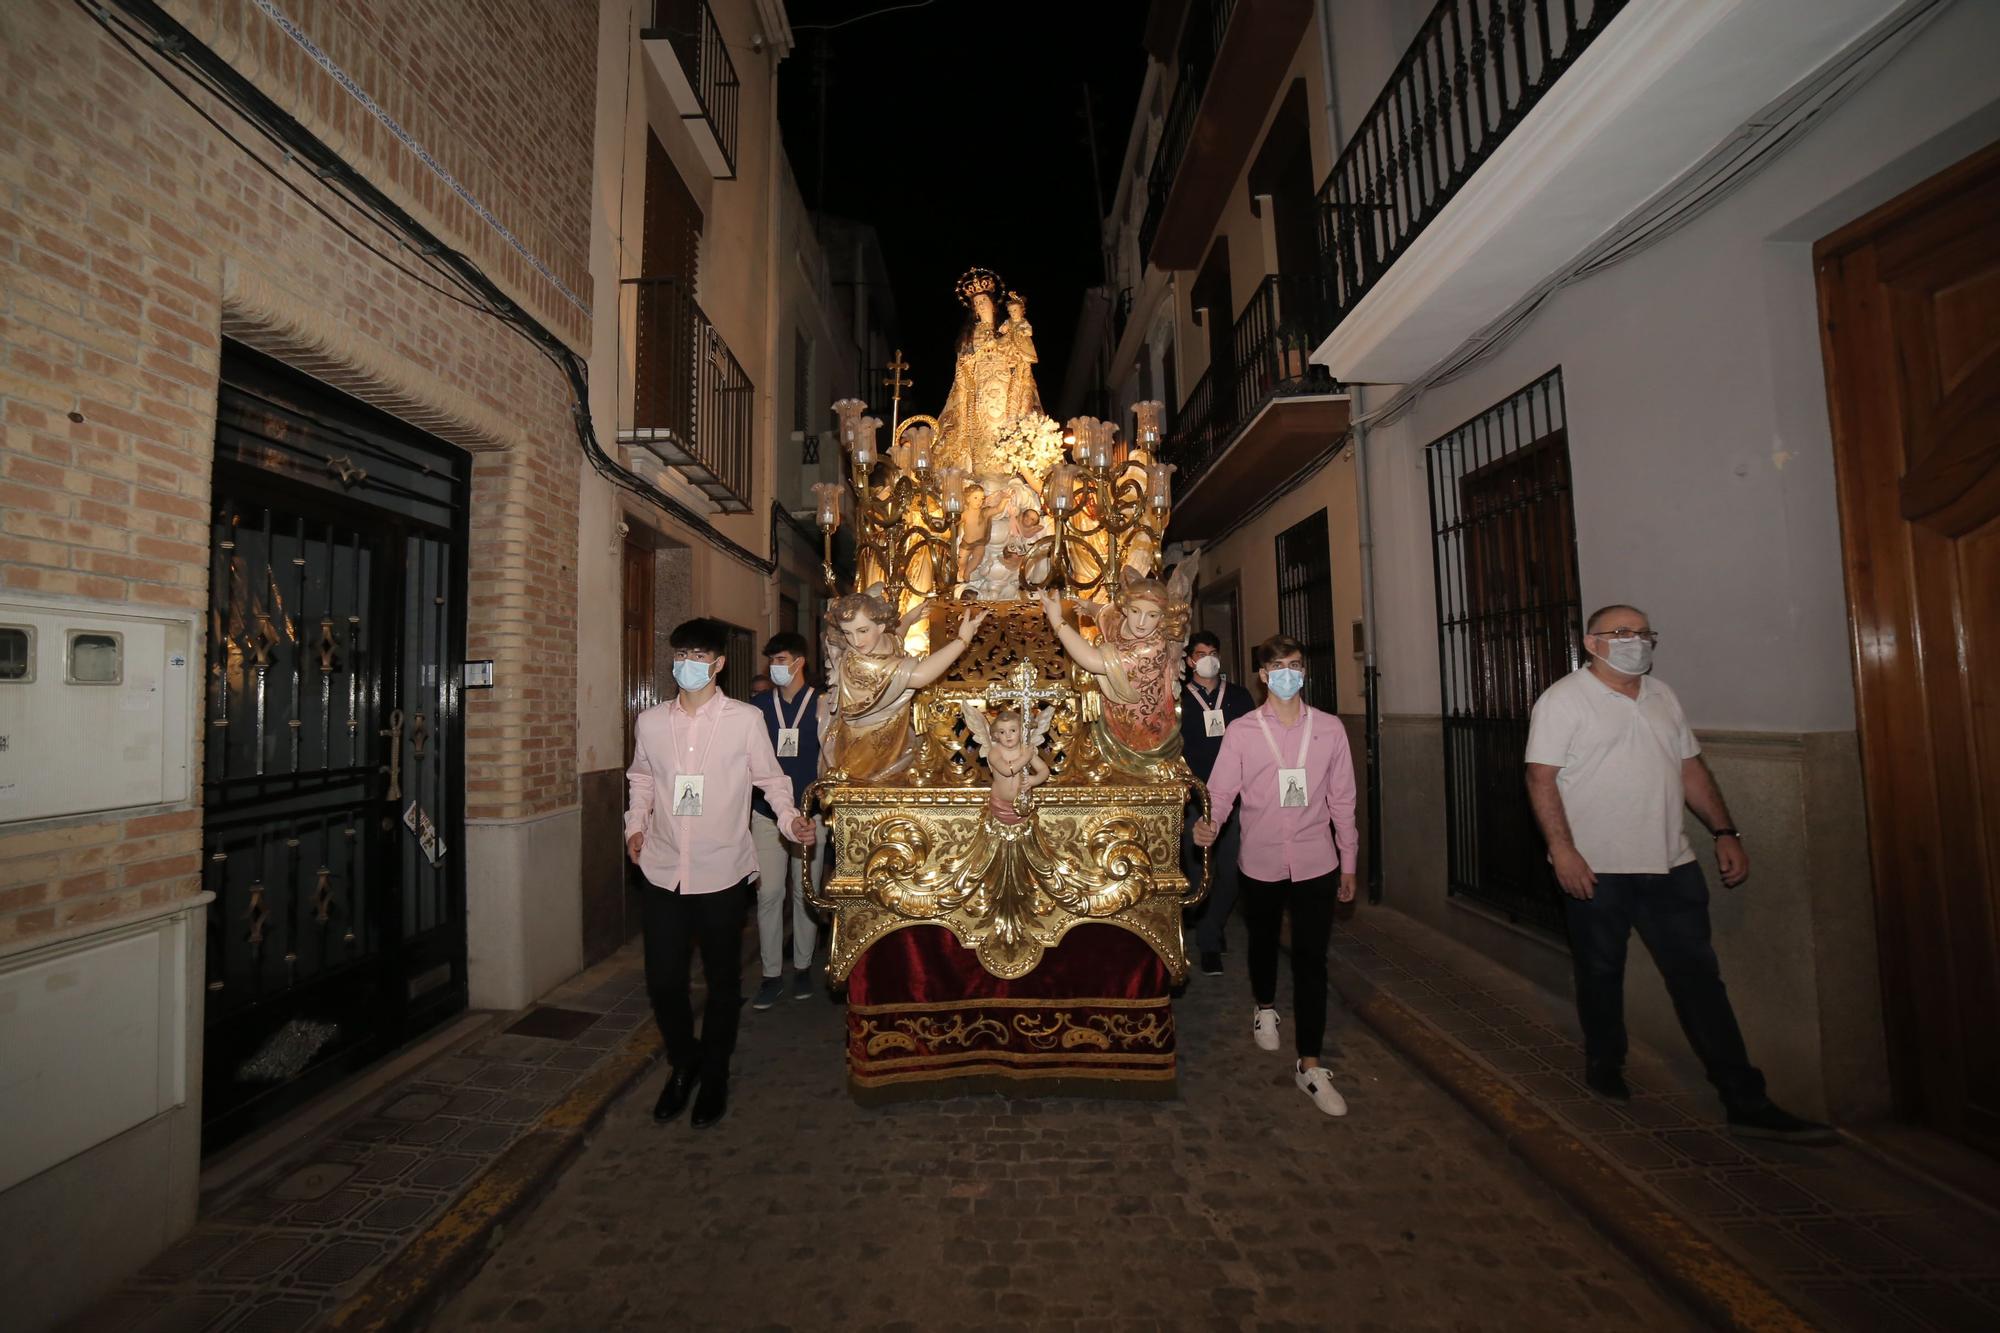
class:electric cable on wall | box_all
[76,0,778,575]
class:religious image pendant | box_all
[1278,768,1309,808]
[1202,708,1226,737]
[673,775,705,817]
[777,726,800,758]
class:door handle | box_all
[410,711,429,759]
[381,707,405,801]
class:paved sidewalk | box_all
[64,946,656,1333]
[1332,909,2000,1333]
[433,934,1699,1331]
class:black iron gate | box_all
[1426,369,1581,935]
[201,344,469,1150]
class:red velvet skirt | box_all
[844,923,1177,1099]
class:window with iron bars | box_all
[1425,368,1581,934]
[1275,508,1338,713]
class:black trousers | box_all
[1563,861,1767,1111]
[1243,870,1337,1060]
[1182,801,1243,954]
[642,877,751,1081]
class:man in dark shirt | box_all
[749,632,824,1009]
[1181,631,1256,975]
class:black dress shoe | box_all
[1727,1102,1838,1144]
[690,1076,728,1129]
[1584,1066,1631,1101]
[652,1067,699,1122]
[1199,951,1224,976]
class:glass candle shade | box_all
[854,416,882,470]
[938,465,969,514]
[1132,399,1164,451]
[1046,462,1078,513]
[812,481,844,531]
[1087,421,1114,471]
[1145,461,1176,511]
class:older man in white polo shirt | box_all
[1525,604,1832,1143]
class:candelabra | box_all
[1038,402,1173,598]
[828,364,966,608]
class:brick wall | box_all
[0,0,596,944]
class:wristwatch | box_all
[1712,827,1741,840]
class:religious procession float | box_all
[797,267,1207,1098]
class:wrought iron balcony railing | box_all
[1137,0,1236,265]
[647,0,740,177]
[1112,286,1134,346]
[1162,271,1337,490]
[622,276,754,512]
[1316,0,1629,328]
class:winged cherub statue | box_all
[960,701,1053,822]
[1040,559,1198,776]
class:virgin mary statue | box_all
[934,267,1043,478]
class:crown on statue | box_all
[955,267,1003,306]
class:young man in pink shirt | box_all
[626,618,815,1128]
[1195,635,1359,1116]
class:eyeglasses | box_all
[1591,629,1659,644]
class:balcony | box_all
[1161,273,1350,538]
[1311,0,1900,382]
[1139,0,1314,270]
[619,277,754,513]
[641,0,740,179]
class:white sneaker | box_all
[1296,1062,1348,1117]
[1252,1006,1281,1052]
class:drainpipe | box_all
[1316,0,1384,904]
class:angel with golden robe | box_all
[823,592,989,782]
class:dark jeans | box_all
[643,877,751,1082]
[1243,870,1337,1060]
[1563,861,1767,1111]
[1183,803,1242,954]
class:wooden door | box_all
[1817,141,2000,1155]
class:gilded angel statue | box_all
[823,592,987,782]
[959,700,1053,822]
[1040,558,1199,776]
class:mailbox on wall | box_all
[0,599,195,823]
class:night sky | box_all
[778,0,1150,418]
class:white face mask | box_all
[768,662,794,687]
[1192,655,1222,679]
[673,659,713,691]
[1590,637,1653,675]
[1265,667,1305,700]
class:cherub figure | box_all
[1003,505,1054,588]
[960,702,1053,823]
[824,592,988,782]
[1039,560,1197,775]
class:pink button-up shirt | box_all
[625,692,802,894]
[1204,701,1359,881]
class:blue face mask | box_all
[768,663,794,687]
[1266,667,1305,700]
[673,659,713,692]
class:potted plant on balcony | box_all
[1274,317,1316,383]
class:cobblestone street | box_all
[435,943,1697,1331]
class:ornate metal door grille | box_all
[1275,508,1337,712]
[202,345,469,1149]
[1425,368,1580,934]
